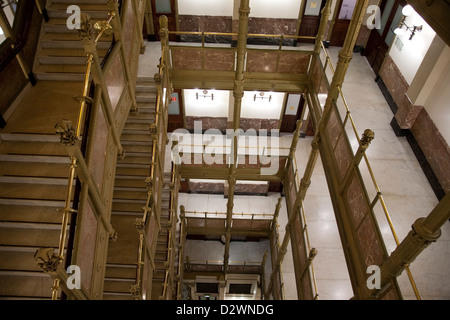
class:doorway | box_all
[150,0,178,41]
[329,0,357,46]
[298,0,326,43]
[364,0,406,75]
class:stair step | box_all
[114,176,147,188]
[0,274,54,299]
[113,188,148,200]
[0,222,62,247]
[0,133,60,143]
[38,48,109,65]
[0,155,72,178]
[0,177,74,201]
[103,277,135,293]
[0,250,43,272]
[0,199,65,224]
[40,33,112,50]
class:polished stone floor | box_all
[139,41,450,300]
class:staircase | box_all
[0,0,112,299]
[34,0,113,81]
[103,77,157,300]
[0,134,72,299]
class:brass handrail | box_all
[187,259,264,266]
[51,12,116,300]
[318,41,421,300]
[184,210,274,219]
[161,163,178,299]
[168,30,316,41]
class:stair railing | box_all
[161,162,180,299]
[131,15,173,300]
[34,11,118,301]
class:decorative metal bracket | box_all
[78,14,95,41]
[34,248,60,273]
[55,120,79,146]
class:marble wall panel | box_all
[277,52,311,74]
[89,103,108,189]
[248,18,297,36]
[189,182,224,194]
[104,53,125,112]
[179,15,232,33]
[356,214,385,268]
[122,0,136,60]
[185,116,228,131]
[171,48,203,70]
[333,133,352,180]
[235,183,269,195]
[379,55,412,128]
[203,50,235,71]
[240,118,280,132]
[411,109,450,192]
[246,51,279,73]
[326,107,341,150]
[346,175,368,228]
[76,201,98,293]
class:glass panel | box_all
[155,0,172,13]
[285,94,301,115]
[385,5,403,46]
[168,92,180,115]
[377,0,395,35]
[338,0,356,20]
[304,0,322,16]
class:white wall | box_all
[388,8,436,85]
[249,0,302,19]
[423,46,450,144]
[178,0,233,16]
[241,91,285,119]
[184,89,230,117]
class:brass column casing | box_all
[224,0,250,274]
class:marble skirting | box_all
[185,116,280,133]
[178,15,297,46]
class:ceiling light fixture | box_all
[196,89,214,100]
[253,92,272,102]
[394,5,422,40]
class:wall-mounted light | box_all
[253,92,272,102]
[394,5,422,40]
[196,90,214,100]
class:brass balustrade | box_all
[131,15,173,300]
[161,163,180,299]
[42,12,117,300]
[184,210,274,220]
[318,41,421,300]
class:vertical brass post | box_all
[313,0,369,144]
[224,0,250,274]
